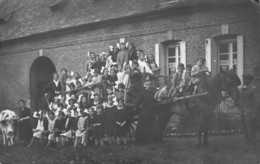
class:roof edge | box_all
[0,0,251,42]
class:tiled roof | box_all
[0,0,251,41]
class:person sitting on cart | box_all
[168,63,185,97]
[191,57,209,94]
[179,64,193,93]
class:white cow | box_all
[0,110,17,146]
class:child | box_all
[55,103,64,117]
[60,110,77,146]
[93,105,105,146]
[147,54,161,88]
[117,64,125,84]
[115,83,126,102]
[66,71,76,90]
[66,99,79,117]
[92,68,102,84]
[27,111,48,147]
[54,112,66,147]
[127,61,142,103]
[105,49,114,69]
[74,111,89,148]
[83,74,93,87]
[87,107,95,144]
[49,96,60,111]
[78,95,91,113]
[74,72,83,88]
[168,63,185,97]
[115,99,128,145]
[191,58,209,94]
[117,42,129,66]
[104,95,116,144]
[180,64,192,93]
[106,86,116,98]
[91,55,104,73]
[90,93,102,112]
[85,52,96,73]
[46,111,57,147]
[123,65,131,89]
[101,68,110,88]
[137,50,153,74]
[108,68,118,87]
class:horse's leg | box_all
[156,106,172,142]
[202,113,212,146]
[202,129,208,146]
[197,128,202,146]
[196,113,203,146]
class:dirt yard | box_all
[0,134,259,164]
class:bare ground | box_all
[0,134,259,164]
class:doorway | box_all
[30,57,56,111]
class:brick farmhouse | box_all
[0,0,259,109]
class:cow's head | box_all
[0,110,17,138]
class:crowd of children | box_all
[29,41,209,148]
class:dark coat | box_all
[43,80,62,102]
[64,117,77,131]
[32,118,48,131]
[93,114,105,138]
[115,107,128,137]
[18,107,33,141]
[54,118,66,137]
[128,49,138,62]
[135,88,160,144]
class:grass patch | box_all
[0,134,259,164]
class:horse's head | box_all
[219,68,241,102]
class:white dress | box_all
[33,119,45,139]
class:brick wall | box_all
[0,4,259,108]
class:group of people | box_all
[18,41,212,148]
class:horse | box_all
[155,68,241,146]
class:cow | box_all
[0,109,18,146]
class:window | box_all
[166,44,180,76]
[218,40,237,72]
[155,41,186,76]
[206,35,243,85]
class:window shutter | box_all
[205,38,217,75]
[237,35,244,83]
[205,39,212,72]
[180,41,186,67]
[155,43,165,75]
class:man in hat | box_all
[239,73,259,151]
